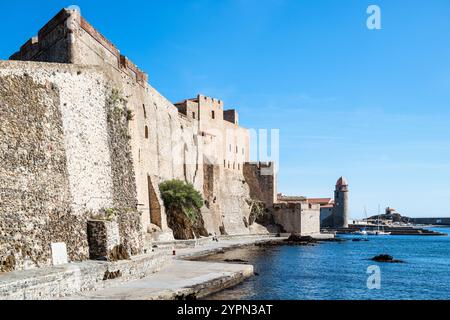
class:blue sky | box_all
[1,1,450,218]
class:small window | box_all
[143,104,147,118]
[145,126,149,139]
[233,163,236,170]
[228,162,230,169]
[224,160,226,167]
[236,146,238,154]
[212,110,215,119]
[192,112,196,119]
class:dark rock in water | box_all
[371,254,404,263]
[224,259,249,264]
[317,237,348,243]
[287,234,317,243]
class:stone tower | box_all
[333,177,349,228]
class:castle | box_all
[0,8,324,273]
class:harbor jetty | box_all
[323,225,447,236]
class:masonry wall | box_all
[320,207,334,228]
[273,203,320,235]
[5,8,275,246]
[243,163,277,208]
[10,10,73,63]
[52,9,253,237]
[0,62,92,271]
[0,61,143,272]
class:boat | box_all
[370,204,392,235]
[354,228,368,236]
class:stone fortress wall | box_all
[0,8,321,273]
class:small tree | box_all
[159,180,204,222]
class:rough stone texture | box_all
[87,220,120,260]
[0,72,88,271]
[219,170,252,235]
[243,162,277,208]
[105,89,143,256]
[166,208,209,240]
[273,202,321,236]
[0,251,170,300]
[0,61,143,272]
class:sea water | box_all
[206,227,450,300]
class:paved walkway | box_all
[68,236,283,300]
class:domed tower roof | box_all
[336,176,348,187]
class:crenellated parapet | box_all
[10,8,148,85]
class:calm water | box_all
[205,228,450,300]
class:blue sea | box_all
[206,227,450,300]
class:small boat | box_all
[368,205,392,236]
[354,229,368,236]
[374,230,391,236]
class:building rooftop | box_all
[308,198,333,205]
[336,176,348,187]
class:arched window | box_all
[145,126,149,139]
[212,110,215,119]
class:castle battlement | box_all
[10,8,148,85]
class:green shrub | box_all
[159,180,204,222]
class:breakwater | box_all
[323,225,447,236]
[409,218,450,226]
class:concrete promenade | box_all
[1,234,333,300]
[68,236,285,300]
